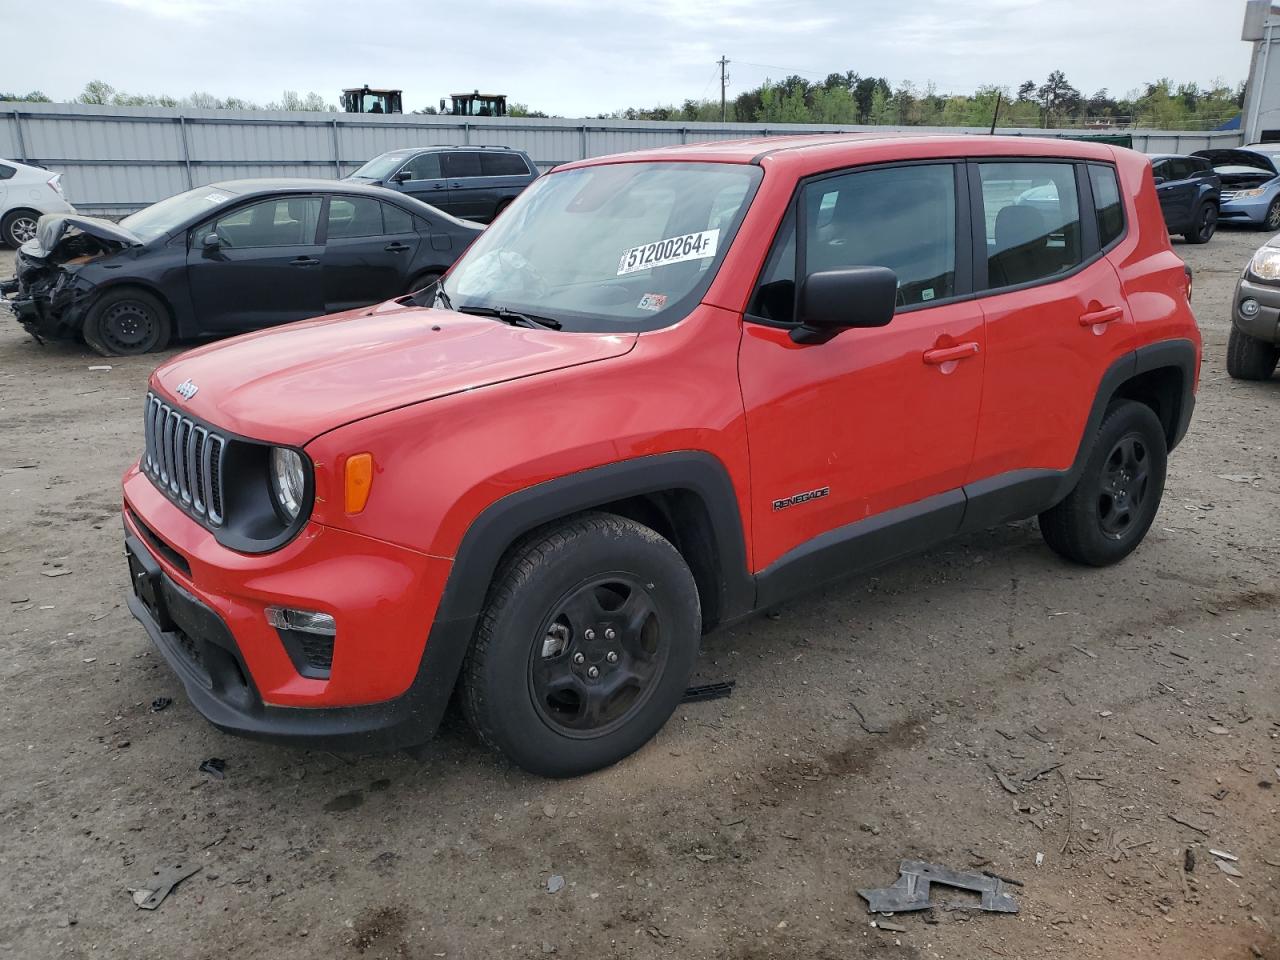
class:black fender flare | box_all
[434,450,754,626]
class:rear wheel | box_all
[1226,326,1279,380]
[1182,203,1217,244]
[1,209,39,248]
[404,270,440,296]
[461,513,700,777]
[82,288,172,356]
[1039,401,1167,567]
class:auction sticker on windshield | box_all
[617,229,719,276]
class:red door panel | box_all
[967,257,1135,483]
[739,301,985,572]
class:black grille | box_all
[299,634,334,672]
[143,392,227,527]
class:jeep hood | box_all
[1191,148,1279,175]
[151,299,638,445]
[20,214,142,260]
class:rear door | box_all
[186,195,325,332]
[1154,158,1196,232]
[396,151,450,212]
[966,159,1134,487]
[320,195,422,311]
[478,150,533,219]
[441,151,488,220]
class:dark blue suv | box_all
[1149,153,1221,244]
[344,146,538,223]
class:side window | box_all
[442,151,482,179]
[1088,165,1125,249]
[804,163,957,308]
[327,196,383,239]
[479,152,530,176]
[1166,158,1191,181]
[404,152,441,180]
[196,196,320,248]
[382,202,413,234]
[978,161,1082,290]
[0,163,15,180]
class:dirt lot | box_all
[0,228,1277,960]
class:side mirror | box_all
[201,232,221,250]
[1152,175,1166,185]
[791,266,898,344]
[392,169,412,183]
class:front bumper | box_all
[1219,194,1271,224]
[1232,276,1280,345]
[123,465,474,751]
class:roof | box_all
[209,178,411,197]
[556,133,1121,174]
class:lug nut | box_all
[587,666,599,678]
[604,627,616,640]
[584,628,596,641]
[606,651,618,663]
[572,652,585,664]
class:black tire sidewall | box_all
[1227,326,1279,380]
[84,288,171,356]
[468,518,701,777]
[1064,403,1167,565]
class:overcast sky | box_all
[5,0,1255,115]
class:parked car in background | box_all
[120,136,1199,777]
[0,179,481,355]
[1193,145,1280,230]
[344,145,538,223]
[0,159,75,248]
[1146,153,1220,243]
[1227,235,1280,381]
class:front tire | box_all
[82,288,172,356]
[1263,198,1280,232]
[461,513,701,778]
[1,209,40,248]
[1182,203,1217,244]
[1039,401,1167,567]
[1226,326,1279,380]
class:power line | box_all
[733,60,832,81]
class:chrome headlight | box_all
[270,447,306,521]
[1234,187,1267,199]
[1248,245,1280,281]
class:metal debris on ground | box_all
[150,697,171,713]
[546,874,565,894]
[198,758,226,779]
[1216,859,1244,878]
[873,920,907,933]
[131,863,201,910]
[1210,848,1238,861]
[857,860,1019,915]
[681,680,736,703]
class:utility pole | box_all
[718,55,730,122]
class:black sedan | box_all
[0,179,482,355]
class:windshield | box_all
[349,152,412,180]
[441,161,762,332]
[120,186,239,240]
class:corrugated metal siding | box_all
[0,102,1247,214]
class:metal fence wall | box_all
[0,101,1248,214]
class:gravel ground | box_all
[0,228,1277,960]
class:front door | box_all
[320,195,422,311]
[186,195,325,332]
[397,151,451,213]
[738,162,985,573]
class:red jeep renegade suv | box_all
[122,135,1200,777]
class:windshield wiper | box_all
[457,304,562,330]
[395,280,453,309]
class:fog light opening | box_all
[1240,298,1261,318]
[265,606,336,636]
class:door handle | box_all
[432,183,445,189]
[922,342,980,365]
[384,242,411,252]
[290,256,319,266]
[1079,306,1123,326]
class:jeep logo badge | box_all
[175,379,199,400]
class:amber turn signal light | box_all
[344,453,374,514]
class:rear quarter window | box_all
[1088,165,1125,249]
[479,152,531,176]
[0,162,14,180]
